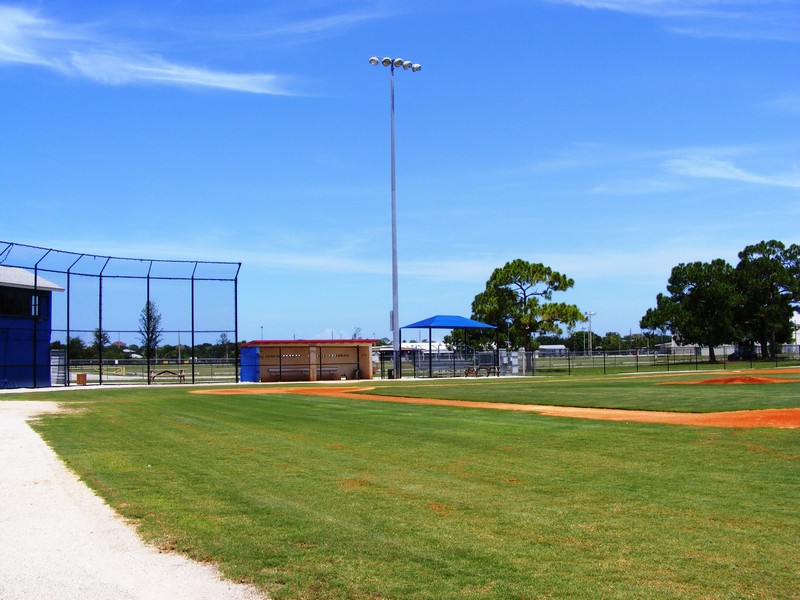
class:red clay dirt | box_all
[699,376,794,384]
[193,380,800,429]
[661,375,798,385]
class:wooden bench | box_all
[266,367,339,380]
[268,367,308,375]
[149,369,186,383]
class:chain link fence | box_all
[375,345,800,379]
[1,240,240,388]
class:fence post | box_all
[603,352,606,375]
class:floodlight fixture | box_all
[369,56,422,74]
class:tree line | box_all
[640,240,799,362]
[443,241,798,359]
[444,258,663,352]
[51,301,235,360]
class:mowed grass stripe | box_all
[20,382,800,599]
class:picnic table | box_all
[149,369,187,383]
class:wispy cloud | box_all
[764,91,800,116]
[0,5,294,94]
[589,179,682,195]
[49,232,502,284]
[524,142,800,193]
[542,0,800,41]
[664,156,800,188]
[253,9,390,38]
[68,52,289,93]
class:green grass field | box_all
[10,373,800,599]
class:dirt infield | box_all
[193,384,800,429]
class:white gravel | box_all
[0,401,267,600]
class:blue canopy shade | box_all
[402,315,496,330]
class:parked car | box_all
[727,348,757,361]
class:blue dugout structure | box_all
[0,265,63,388]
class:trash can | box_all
[76,373,87,386]
[387,368,394,380]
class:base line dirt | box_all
[194,384,800,429]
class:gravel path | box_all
[0,401,266,600]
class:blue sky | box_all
[2,0,798,344]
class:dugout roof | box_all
[0,265,64,292]
[402,315,496,330]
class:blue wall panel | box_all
[240,346,260,382]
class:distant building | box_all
[535,344,568,357]
[372,342,452,363]
[0,266,63,388]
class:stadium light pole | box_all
[585,311,597,357]
[369,56,421,379]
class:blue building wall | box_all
[0,288,53,388]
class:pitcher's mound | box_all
[661,376,797,385]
